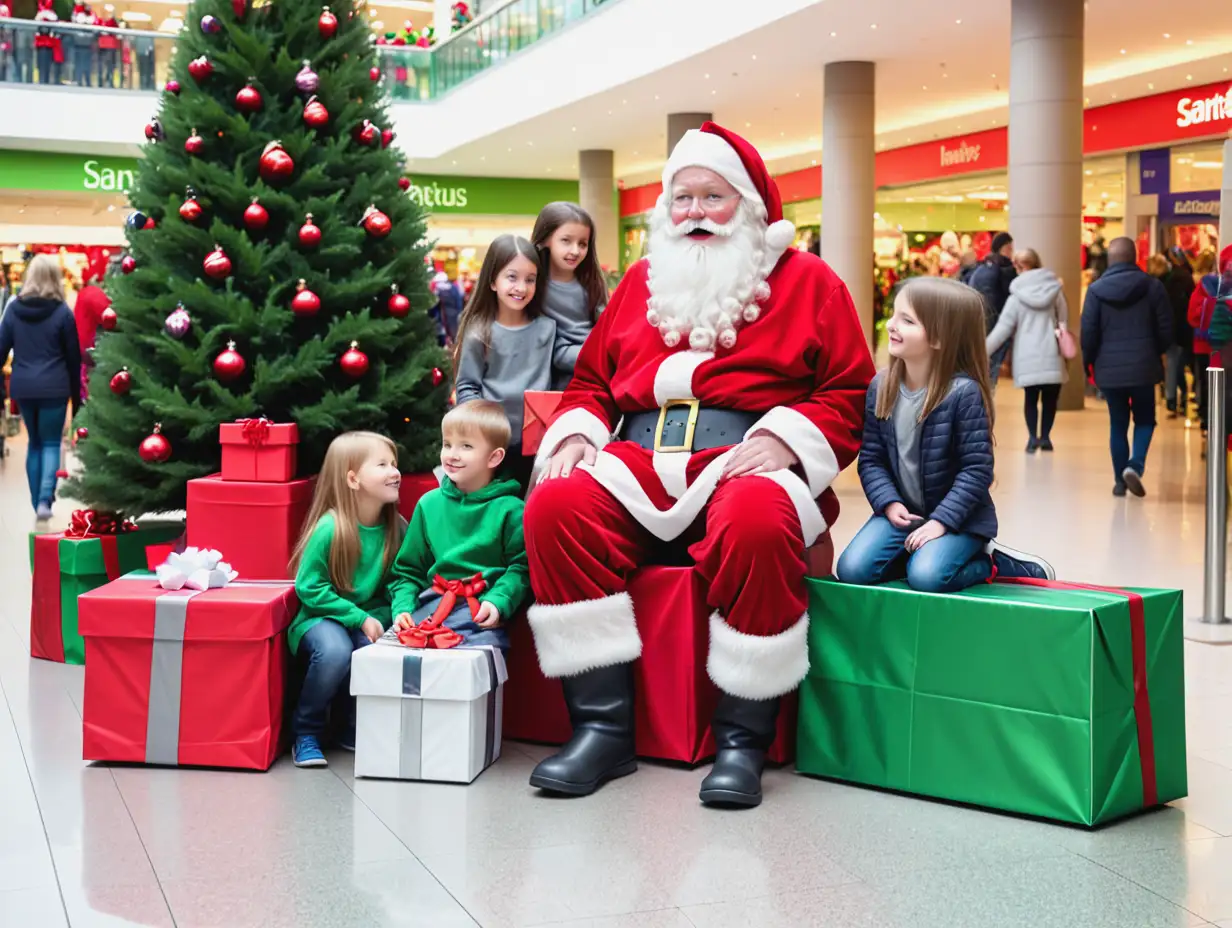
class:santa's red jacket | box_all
[535,249,875,545]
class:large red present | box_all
[398,471,439,521]
[219,418,299,482]
[78,574,297,770]
[504,565,803,765]
[522,391,564,456]
[186,474,314,580]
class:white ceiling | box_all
[409,0,1232,184]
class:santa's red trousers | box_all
[525,470,810,700]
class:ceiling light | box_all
[1084,169,1093,175]
[107,204,116,212]
[870,23,877,29]
[571,126,577,132]
[1186,39,1193,45]
[704,73,710,79]
[811,159,817,165]
[1119,48,1126,54]
[1186,75,1193,81]
[1111,93,1118,100]
[1148,83,1154,90]
[1192,161,1224,169]
[621,99,626,105]
[745,122,751,128]
[922,85,928,90]
[546,168,552,173]
[1163,32,1170,38]
[452,160,457,165]
[955,18,961,23]
[751,54,757,60]
[829,31,836,37]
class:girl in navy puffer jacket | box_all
[837,278,1054,593]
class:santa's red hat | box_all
[661,121,796,253]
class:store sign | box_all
[82,159,136,193]
[939,140,982,167]
[875,128,1007,188]
[0,150,140,194]
[405,174,579,215]
[406,180,470,209]
[1175,86,1232,129]
[1139,148,1171,196]
[1160,191,1221,219]
[1086,79,1232,154]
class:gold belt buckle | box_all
[654,399,700,453]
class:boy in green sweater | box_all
[390,400,530,650]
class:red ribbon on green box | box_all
[29,517,185,665]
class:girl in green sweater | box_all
[287,432,402,768]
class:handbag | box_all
[1054,297,1077,360]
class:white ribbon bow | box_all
[155,547,239,591]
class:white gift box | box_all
[350,639,507,783]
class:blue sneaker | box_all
[987,542,1055,581]
[292,735,328,767]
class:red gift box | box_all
[186,475,314,580]
[398,471,440,521]
[522,391,564,456]
[79,575,297,770]
[219,419,299,483]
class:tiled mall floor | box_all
[3,392,1232,928]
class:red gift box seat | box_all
[503,534,833,766]
[186,474,314,580]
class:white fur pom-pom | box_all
[662,328,682,348]
[742,304,761,324]
[646,309,661,327]
[754,282,772,303]
[721,297,742,314]
[765,219,796,253]
[717,327,738,350]
[689,327,715,351]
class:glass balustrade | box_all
[0,0,616,99]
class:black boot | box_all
[699,693,780,808]
[529,663,637,796]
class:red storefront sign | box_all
[875,128,1008,188]
[1085,80,1232,154]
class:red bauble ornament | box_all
[361,205,391,238]
[185,129,204,155]
[166,79,181,95]
[243,199,269,231]
[188,55,213,82]
[120,255,136,275]
[259,141,294,182]
[369,66,380,82]
[298,214,321,248]
[75,427,89,442]
[235,81,263,114]
[143,217,157,230]
[397,177,411,191]
[139,424,172,464]
[388,286,410,317]
[291,279,321,315]
[318,6,338,37]
[100,308,118,331]
[179,196,203,223]
[353,120,377,147]
[109,369,132,395]
[203,245,232,280]
[431,367,444,386]
[231,0,247,19]
[380,128,395,148]
[144,117,164,141]
[340,341,369,378]
[302,97,329,128]
[214,341,246,381]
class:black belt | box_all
[620,401,758,453]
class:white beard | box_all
[644,200,773,351]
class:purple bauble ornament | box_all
[295,61,320,95]
[200,14,220,34]
[164,305,192,339]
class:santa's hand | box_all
[541,436,597,482]
[474,601,502,628]
[722,434,798,479]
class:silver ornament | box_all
[295,62,320,94]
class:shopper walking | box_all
[0,255,82,521]
[1156,250,1196,418]
[968,232,1017,385]
[985,249,1068,453]
[1081,237,1172,498]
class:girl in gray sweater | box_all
[453,235,555,490]
[532,202,608,389]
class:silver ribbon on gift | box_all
[145,580,293,766]
[397,648,501,779]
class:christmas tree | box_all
[68,0,448,516]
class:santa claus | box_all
[524,123,876,807]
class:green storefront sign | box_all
[0,150,578,216]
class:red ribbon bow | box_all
[239,417,271,447]
[64,509,135,539]
[397,573,486,650]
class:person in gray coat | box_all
[985,249,1068,453]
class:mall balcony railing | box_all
[0,0,616,99]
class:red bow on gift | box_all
[64,509,136,539]
[396,573,487,649]
[238,417,271,447]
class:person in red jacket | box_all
[1189,254,1223,433]
[97,6,119,86]
[73,268,110,402]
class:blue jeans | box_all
[989,338,1012,387]
[292,620,372,738]
[411,595,511,651]
[837,515,991,593]
[1103,385,1156,482]
[18,398,66,510]
[1164,345,1190,412]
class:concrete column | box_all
[667,113,712,156]
[579,149,618,274]
[822,61,876,346]
[1009,0,1085,409]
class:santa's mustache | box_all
[666,216,737,239]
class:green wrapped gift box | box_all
[798,578,1186,826]
[29,522,184,665]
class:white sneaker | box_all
[986,542,1056,581]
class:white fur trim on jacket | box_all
[533,407,612,470]
[663,129,760,210]
[707,612,809,700]
[527,593,641,678]
[746,405,841,497]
